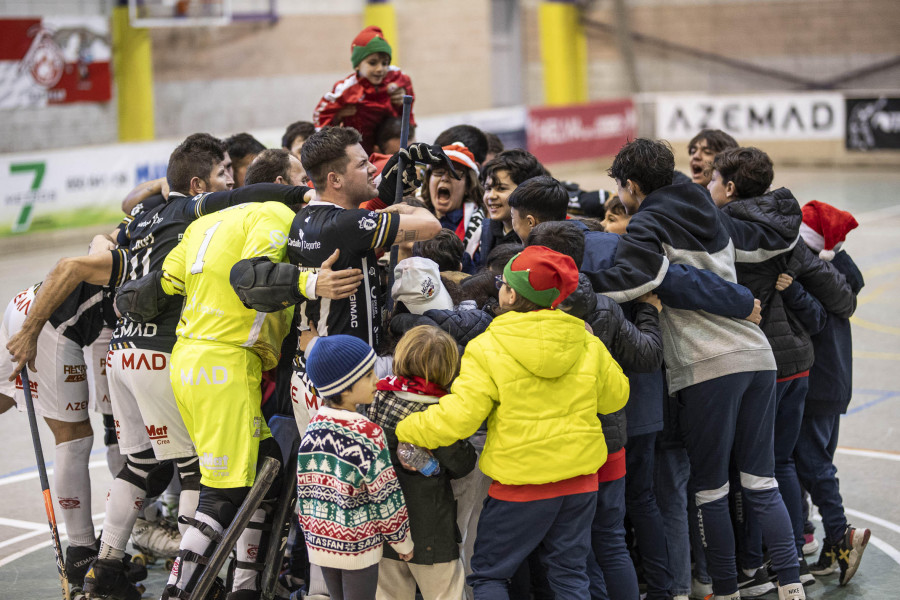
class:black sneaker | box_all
[737,567,776,597]
[809,541,837,576]
[65,544,99,594]
[835,525,871,586]
[83,558,142,600]
[798,557,816,587]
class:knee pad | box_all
[102,414,117,447]
[175,456,201,492]
[116,449,174,497]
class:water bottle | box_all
[397,442,441,476]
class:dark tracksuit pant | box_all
[795,414,848,544]
[678,370,800,596]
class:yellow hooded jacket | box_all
[395,309,629,486]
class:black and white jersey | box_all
[108,184,308,352]
[287,200,399,349]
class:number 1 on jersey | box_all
[190,221,223,274]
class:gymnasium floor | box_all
[0,167,898,598]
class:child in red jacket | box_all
[313,26,416,155]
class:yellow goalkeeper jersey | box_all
[161,201,307,371]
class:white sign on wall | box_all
[656,93,845,141]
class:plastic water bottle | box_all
[397,442,441,476]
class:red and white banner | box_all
[526,99,637,164]
[0,17,112,109]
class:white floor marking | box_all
[0,513,104,568]
[836,448,900,462]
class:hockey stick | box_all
[259,439,300,600]
[190,456,280,600]
[385,94,414,316]
[20,369,72,600]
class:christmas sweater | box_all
[297,405,413,569]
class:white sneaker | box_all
[777,582,806,600]
[691,577,713,599]
[131,517,181,557]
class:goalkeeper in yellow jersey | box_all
[116,188,363,599]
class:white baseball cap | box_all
[391,257,454,315]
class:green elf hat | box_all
[503,246,579,309]
[351,26,392,68]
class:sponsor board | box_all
[656,93,844,141]
[527,99,637,164]
[846,97,900,151]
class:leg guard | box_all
[162,511,225,600]
[99,449,161,557]
[55,434,97,547]
[176,455,201,536]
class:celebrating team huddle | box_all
[2,23,870,600]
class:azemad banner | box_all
[0,142,171,236]
[657,94,845,141]
[0,17,111,109]
[846,98,900,151]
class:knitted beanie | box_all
[503,245,579,309]
[305,335,376,397]
[442,143,479,176]
[799,200,858,261]
[351,26,392,68]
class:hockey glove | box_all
[377,143,459,205]
[115,270,168,324]
[230,257,304,312]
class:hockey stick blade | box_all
[190,456,280,600]
[20,370,72,600]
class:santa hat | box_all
[799,200,858,261]
[503,245,579,309]
[351,26,392,68]
[442,143,479,176]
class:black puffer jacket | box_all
[560,274,664,453]
[390,308,493,355]
[721,189,854,378]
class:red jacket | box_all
[313,67,416,154]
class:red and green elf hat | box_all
[351,26,392,68]
[503,246,579,309]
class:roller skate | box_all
[65,543,99,599]
[130,516,181,572]
[83,558,144,600]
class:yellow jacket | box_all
[395,309,629,486]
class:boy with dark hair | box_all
[397,245,629,599]
[528,220,663,600]
[373,116,415,155]
[224,132,267,188]
[592,138,807,600]
[507,175,569,242]
[484,132,504,163]
[281,120,316,159]
[708,148,855,590]
[435,125,489,165]
[687,129,739,187]
[244,148,308,188]
[480,149,551,264]
[413,229,466,274]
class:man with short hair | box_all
[245,148,308,188]
[224,133,267,188]
[281,121,316,161]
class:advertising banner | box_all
[527,99,637,163]
[1,142,171,236]
[0,16,112,109]
[656,93,844,141]
[846,97,900,151]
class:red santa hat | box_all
[442,143,479,176]
[799,200,858,261]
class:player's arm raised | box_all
[6,252,114,378]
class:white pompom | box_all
[819,249,835,261]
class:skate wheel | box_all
[132,553,148,566]
[165,558,175,572]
